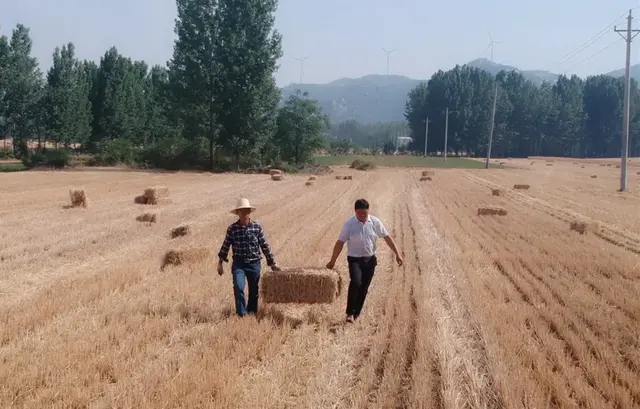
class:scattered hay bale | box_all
[581,165,585,168]
[308,175,317,181]
[305,180,313,186]
[419,176,432,182]
[421,170,434,177]
[477,206,508,216]
[161,247,210,270]
[546,163,553,167]
[171,225,190,238]
[335,175,343,180]
[500,162,507,165]
[136,213,157,223]
[569,221,591,235]
[350,159,374,171]
[590,175,597,178]
[68,188,88,208]
[261,267,342,304]
[491,189,503,196]
[346,175,353,180]
[513,184,530,190]
[530,162,535,165]
[269,169,283,176]
[637,171,640,175]
[136,186,171,205]
[616,165,621,168]
[271,173,284,181]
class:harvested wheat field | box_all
[0,164,639,409]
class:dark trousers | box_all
[231,260,261,317]
[346,255,377,318]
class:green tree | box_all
[274,90,328,165]
[168,0,219,170]
[44,43,92,147]
[4,24,43,156]
[213,0,283,168]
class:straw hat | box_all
[231,197,256,214]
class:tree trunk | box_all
[209,137,214,172]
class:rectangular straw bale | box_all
[308,175,317,181]
[513,184,530,190]
[271,173,284,181]
[144,186,170,200]
[491,189,503,196]
[171,225,191,238]
[346,175,353,180]
[420,176,432,182]
[261,267,342,304]
[335,175,343,180]
[421,170,434,177]
[305,180,314,186]
[269,169,283,176]
[69,188,88,208]
[569,221,590,235]
[136,213,157,223]
[477,206,508,216]
[147,197,172,205]
[590,175,597,178]
[161,247,210,270]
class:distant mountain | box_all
[280,59,636,125]
[605,65,640,81]
[280,74,421,124]
[465,58,560,85]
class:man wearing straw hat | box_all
[326,198,403,323]
[218,198,281,317]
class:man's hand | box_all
[326,260,336,270]
[396,254,404,267]
[217,261,224,276]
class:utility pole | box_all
[382,48,395,75]
[294,56,308,84]
[424,117,430,157]
[486,84,498,169]
[615,10,640,192]
[444,107,449,161]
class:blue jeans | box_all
[231,260,261,317]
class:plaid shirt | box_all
[218,220,276,266]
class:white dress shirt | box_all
[338,215,389,257]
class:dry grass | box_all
[1,164,639,409]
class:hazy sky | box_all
[2,0,640,87]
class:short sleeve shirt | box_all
[338,215,389,257]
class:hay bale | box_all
[136,186,171,205]
[419,176,432,182]
[637,171,640,175]
[305,180,313,186]
[477,206,508,216]
[308,175,317,181]
[590,175,597,178]
[491,189,503,196]
[134,195,148,204]
[261,267,342,304]
[271,173,284,181]
[269,169,283,176]
[546,163,553,167]
[616,165,621,168]
[421,170,434,177]
[530,162,535,165]
[171,225,190,238]
[346,175,353,180]
[513,184,530,190]
[500,162,507,165]
[335,175,343,180]
[69,188,88,208]
[569,221,590,235]
[136,213,157,223]
[581,165,585,168]
[161,247,210,270]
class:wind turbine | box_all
[484,32,502,62]
[382,48,395,75]
[294,56,308,84]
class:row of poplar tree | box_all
[404,65,640,158]
[0,0,328,170]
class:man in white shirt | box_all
[326,199,403,323]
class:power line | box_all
[562,38,624,74]
[550,10,629,70]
